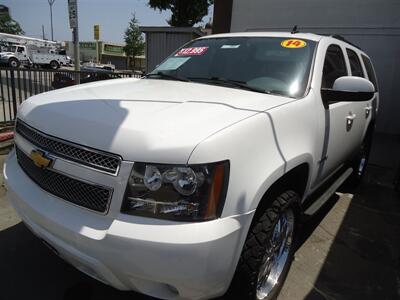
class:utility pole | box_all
[48,0,55,41]
[42,25,45,40]
[68,0,80,83]
[94,24,100,63]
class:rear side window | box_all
[347,49,364,77]
[322,45,348,89]
[362,55,378,91]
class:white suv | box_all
[4,32,378,300]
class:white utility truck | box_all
[5,32,378,300]
[0,33,70,69]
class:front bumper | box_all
[4,149,254,300]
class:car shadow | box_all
[0,221,155,300]
[302,169,400,300]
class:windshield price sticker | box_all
[281,39,307,49]
[175,47,209,56]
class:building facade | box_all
[65,41,131,70]
[140,27,204,72]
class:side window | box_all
[347,49,364,77]
[17,47,24,53]
[322,45,347,89]
[361,55,378,91]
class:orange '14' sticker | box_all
[281,39,307,48]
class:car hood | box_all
[17,78,294,163]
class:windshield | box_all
[150,37,317,98]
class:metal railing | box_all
[0,67,140,124]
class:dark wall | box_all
[228,0,400,135]
[212,0,233,34]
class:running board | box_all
[303,168,353,216]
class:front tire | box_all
[8,58,20,68]
[50,60,59,70]
[229,191,299,300]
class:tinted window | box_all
[347,49,364,77]
[151,37,317,98]
[362,55,378,91]
[322,45,347,88]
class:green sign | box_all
[80,42,96,50]
[103,43,124,55]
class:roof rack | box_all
[330,34,361,50]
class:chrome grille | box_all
[16,119,121,175]
[16,147,112,213]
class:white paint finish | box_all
[18,78,293,164]
[4,32,378,300]
[310,38,372,180]
[333,76,375,93]
[263,92,320,193]
[4,152,254,299]
[0,44,69,67]
[188,112,287,216]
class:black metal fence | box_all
[0,67,140,124]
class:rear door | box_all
[318,44,366,179]
[360,55,379,121]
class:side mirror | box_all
[321,76,375,103]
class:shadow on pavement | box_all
[0,222,153,300]
[303,167,400,300]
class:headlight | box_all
[121,161,229,221]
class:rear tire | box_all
[8,58,20,68]
[228,191,299,300]
[50,60,59,70]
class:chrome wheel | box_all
[256,209,295,300]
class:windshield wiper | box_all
[188,77,270,94]
[145,71,190,82]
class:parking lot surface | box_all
[0,152,399,300]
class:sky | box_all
[3,0,213,44]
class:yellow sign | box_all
[281,39,307,49]
[94,24,100,40]
[30,150,52,169]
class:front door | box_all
[318,44,366,180]
[16,46,28,63]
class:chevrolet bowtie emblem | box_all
[30,150,53,169]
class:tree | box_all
[0,13,24,35]
[149,0,213,27]
[123,14,145,60]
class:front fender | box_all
[188,112,287,217]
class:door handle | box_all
[346,112,356,131]
[365,106,372,118]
